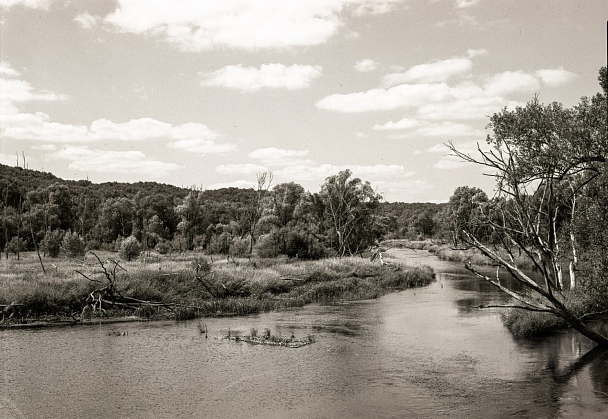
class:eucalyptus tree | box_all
[448,67,608,346]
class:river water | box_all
[1,249,607,419]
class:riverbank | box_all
[385,240,608,339]
[382,239,534,268]
[0,251,435,328]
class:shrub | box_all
[285,231,326,260]
[230,236,250,257]
[62,231,86,257]
[6,236,27,257]
[119,235,142,261]
[254,233,281,258]
[155,240,171,255]
[42,229,63,257]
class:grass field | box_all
[0,251,435,326]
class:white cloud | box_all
[274,163,408,182]
[248,147,309,166]
[354,59,378,73]
[0,62,19,77]
[455,0,479,8]
[316,82,450,113]
[483,70,540,96]
[0,78,66,104]
[373,117,420,130]
[74,12,99,29]
[0,0,49,9]
[105,0,405,52]
[0,66,234,155]
[168,138,237,154]
[200,64,322,92]
[216,163,268,175]
[383,57,472,86]
[373,179,430,202]
[52,146,179,177]
[466,48,487,58]
[535,67,577,87]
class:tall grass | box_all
[0,252,435,324]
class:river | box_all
[1,248,607,418]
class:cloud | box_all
[248,147,310,166]
[216,163,268,175]
[483,70,540,95]
[382,57,473,86]
[372,179,431,202]
[168,139,237,154]
[0,65,234,155]
[51,146,179,177]
[373,117,420,130]
[455,0,479,8]
[354,59,378,73]
[535,67,577,87]
[200,64,322,92]
[316,82,450,112]
[0,62,19,77]
[74,12,99,29]
[105,0,406,52]
[274,163,409,182]
[0,0,49,9]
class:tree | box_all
[448,67,608,347]
[119,236,142,261]
[318,170,383,256]
[447,186,489,245]
[62,230,86,257]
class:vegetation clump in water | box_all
[224,327,315,348]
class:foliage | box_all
[61,230,86,257]
[118,235,142,261]
[6,236,27,256]
[41,229,63,258]
[449,67,608,346]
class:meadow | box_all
[0,251,435,326]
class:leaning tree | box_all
[448,67,608,347]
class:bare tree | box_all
[448,78,608,346]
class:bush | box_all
[155,240,172,255]
[62,231,86,257]
[230,236,250,257]
[42,229,63,257]
[285,231,326,260]
[119,235,142,261]
[6,236,27,256]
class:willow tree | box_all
[448,67,608,347]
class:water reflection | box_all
[0,248,606,418]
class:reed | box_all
[0,251,435,325]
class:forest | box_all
[0,164,449,261]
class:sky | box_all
[0,0,606,202]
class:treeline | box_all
[0,166,449,260]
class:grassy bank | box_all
[0,251,435,326]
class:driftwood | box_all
[76,252,183,321]
[0,303,24,324]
